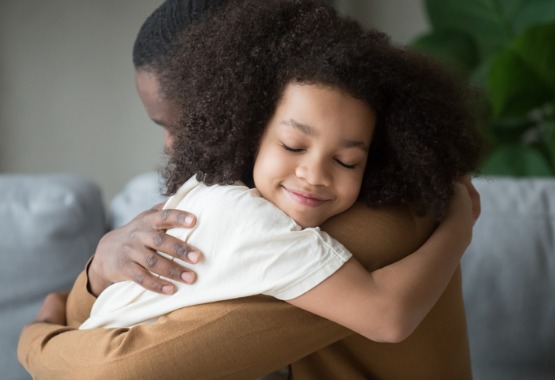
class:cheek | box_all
[256,147,289,176]
[338,172,364,206]
[254,147,278,189]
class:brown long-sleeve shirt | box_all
[18,203,472,379]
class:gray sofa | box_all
[1,173,554,380]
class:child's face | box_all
[253,83,376,228]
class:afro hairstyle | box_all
[160,0,486,220]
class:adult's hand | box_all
[88,203,203,296]
[31,291,69,325]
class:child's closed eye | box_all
[281,143,304,153]
[335,159,357,169]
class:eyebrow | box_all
[280,118,369,151]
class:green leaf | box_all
[512,23,555,91]
[513,0,555,34]
[485,49,551,118]
[480,145,554,176]
[425,0,517,57]
[411,30,479,74]
[424,0,555,59]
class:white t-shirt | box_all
[80,176,352,329]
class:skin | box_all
[135,70,177,150]
[33,292,69,325]
[254,83,375,228]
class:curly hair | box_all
[160,0,486,220]
[132,0,228,72]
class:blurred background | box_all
[1,0,554,203]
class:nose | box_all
[295,156,332,187]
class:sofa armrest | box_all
[0,173,106,379]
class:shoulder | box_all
[166,179,298,231]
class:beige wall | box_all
[0,0,165,203]
[0,0,428,203]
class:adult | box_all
[19,1,479,378]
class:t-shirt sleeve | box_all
[82,179,353,329]
[166,181,353,302]
[261,229,352,300]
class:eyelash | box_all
[281,143,303,153]
[281,144,357,169]
[337,160,356,169]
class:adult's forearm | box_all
[20,296,349,379]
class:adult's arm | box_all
[19,201,469,379]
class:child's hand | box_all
[461,175,481,224]
[445,178,477,246]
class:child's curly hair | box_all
[160,0,486,220]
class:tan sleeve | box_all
[65,258,97,328]
[18,203,470,379]
[18,295,348,380]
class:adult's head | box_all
[161,0,485,219]
[133,0,228,148]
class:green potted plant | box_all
[411,0,555,176]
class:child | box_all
[81,0,483,344]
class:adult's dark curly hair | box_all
[160,0,486,220]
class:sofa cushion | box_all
[108,171,167,229]
[463,177,555,380]
[0,173,106,380]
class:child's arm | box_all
[288,180,477,343]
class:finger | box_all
[156,231,202,264]
[151,202,166,211]
[151,208,197,230]
[142,228,203,264]
[126,240,199,285]
[466,179,481,223]
[458,176,480,219]
[34,292,69,324]
[55,290,70,302]
[128,260,197,295]
[128,262,177,295]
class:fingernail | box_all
[187,251,200,263]
[181,272,195,283]
[162,285,174,294]
[185,215,195,226]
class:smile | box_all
[283,187,329,207]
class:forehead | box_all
[273,83,375,141]
[135,70,178,127]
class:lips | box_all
[283,187,330,207]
